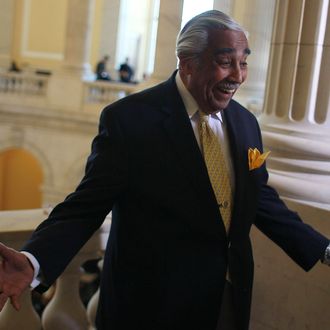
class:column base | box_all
[261,124,330,209]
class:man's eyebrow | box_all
[215,47,251,55]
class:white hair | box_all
[176,10,248,62]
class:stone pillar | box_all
[98,0,121,78]
[62,0,94,76]
[0,0,15,69]
[213,0,234,16]
[151,0,184,81]
[47,0,95,111]
[315,6,330,126]
[259,0,330,210]
[231,0,276,115]
[213,0,235,16]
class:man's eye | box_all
[241,62,248,68]
[217,61,231,67]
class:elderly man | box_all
[0,10,329,330]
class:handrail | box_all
[0,72,49,96]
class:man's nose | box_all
[229,64,244,83]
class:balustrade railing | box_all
[83,80,137,105]
[0,72,49,96]
[0,208,111,330]
[0,69,139,112]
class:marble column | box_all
[98,0,121,79]
[0,0,15,69]
[62,0,94,76]
[47,0,95,111]
[231,0,276,115]
[259,0,330,210]
[213,0,234,16]
[151,0,184,81]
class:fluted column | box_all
[47,0,95,111]
[62,0,94,76]
[213,0,234,16]
[151,0,184,81]
[259,0,330,209]
[0,0,15,68]
[98,0,121,79]
[231,0,276,115]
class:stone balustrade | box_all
[0,72,49,96]
[82,80,138,112]
[0,69,140,112]
[0,208,111,330]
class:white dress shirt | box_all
[21,251,40,288]
[175,72,235,188]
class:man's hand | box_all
[0,243,34,311]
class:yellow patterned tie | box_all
[199,111,233,233]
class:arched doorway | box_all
[0,148,43,210]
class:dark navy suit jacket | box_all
[23,72,329,330]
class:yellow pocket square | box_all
[248,148,270,170]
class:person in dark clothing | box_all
[9,61,21,73]
[95,55,111,81]
[118,57,133,83]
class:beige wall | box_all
[11,0,104,72]
[12,0,67,70]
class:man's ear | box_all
[178,57,194,75]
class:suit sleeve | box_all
[21,107,128,288]
[254,168,329,271]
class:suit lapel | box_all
[160,73,226,239]
[156,75,258,240]
[223,102,250,238]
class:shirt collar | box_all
[175,72,223,123]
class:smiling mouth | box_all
[216,83,240,95]
[219,87,236,94]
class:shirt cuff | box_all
[321,242,330,266]
[21,251,41,288]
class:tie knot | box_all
[198,110,209,124]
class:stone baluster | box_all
[86,260,103,330]
[0,211,43,329]
[41,231,102,329]
[41,257,89,330]
[0,289,41,330]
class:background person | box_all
[118,57,134,83]
[95,55,111,81]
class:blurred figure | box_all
[95,55,111,81]
[118,57,134,83]
[9,61,21,73]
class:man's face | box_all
[180,29,250,114]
